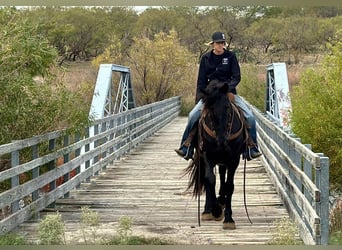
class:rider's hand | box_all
[227,92,235,102]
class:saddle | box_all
[200,102,246,141]
[183,102,252,151]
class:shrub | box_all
[238,64,266,111]
[0,233,28,245]
[80,206,100,244]
[0,13,91,145]
[38,212,66,245]
[290,31,342,191]
[116,216,133,244]
[330,198,342,244]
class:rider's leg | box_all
[233,95,262,160]
[175,99,203,160]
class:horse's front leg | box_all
[202,175,224,221]
[223,175,235,229]
[218,164,226,208]
[223,158,239,229]
[202,155,223,221]
[203,153,215,185]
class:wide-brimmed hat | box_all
[209,31,226,44]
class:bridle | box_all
[200,102,245,142]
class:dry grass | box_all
[331,199,342,233]
[55,61,98,105]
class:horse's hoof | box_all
[201,212,224,221]
[223,222,236,230]
[201,213,214,221]
[215,212,224,221]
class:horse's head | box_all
[200,80,231,150]
[200,80,229,108]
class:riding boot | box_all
[175,142,194,160]
[244,139,262,161]
[243,124,262,161]
[175,126,197,160]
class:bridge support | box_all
[265,62,291,130]
[82,64,136,172]
[89,64,136,119]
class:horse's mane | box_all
[200,80,232,151]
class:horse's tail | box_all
[183,151,205,197]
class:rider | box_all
[175,31,262,161]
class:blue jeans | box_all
[179,95,257,147]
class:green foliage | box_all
[80,206,100,244]
[105,235,174,245]
[116,216,133,244]
[329,231,342,245]
[238,64,266,110]
[91,34,125,66]
[2,6,341,66]
[0,233,28,245]
[180,98,196,117]
[38,212,66,245]
[126,29,197,105]
[330,199,342,242]
[267,217,303,245]
[290,32,342,191]
[0,13,91,145]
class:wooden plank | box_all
[15,117,290,245]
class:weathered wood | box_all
[0,97,181,234]
[16,117,290,245]
[249,103,329,245]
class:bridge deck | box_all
[18,117,289,245]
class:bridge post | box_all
[80,64,136,172]
[265,62,291,130]
[316,155,330,245]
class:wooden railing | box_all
[0,96,181,235]
[249,103,330,245]
[0,95,330,245]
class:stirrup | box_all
[175,146,193,160]
[243,147,262,161]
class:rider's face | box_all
[213,41,226,55]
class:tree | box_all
[207,7,248,49]
[132,7,177,39]
[277,17,319,64]
[290,31,342,191]
[0,13,90,144]
[126,30,197,105]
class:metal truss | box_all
[265,63,291,129]
[89,64,136,120]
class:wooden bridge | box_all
[0,96,330,245]
[15,116,288,245]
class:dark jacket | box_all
[196,48,241,103]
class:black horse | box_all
[184,80,247,230]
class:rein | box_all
[243,155,253,225]
[201,102,244,141]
